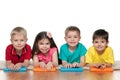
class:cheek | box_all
[66,39,70,42]
[76,38,80,41]
[21,42,26,45]
[48,45,51,48]
[102,44,107,47]
[93,44,97,47]
[93,43,96,46]
[12,42,17,46]
[38,44,42,49]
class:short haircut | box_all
[93,29,109,42]
[10,26,27,39]
[65,26,80,36]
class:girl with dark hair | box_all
[32,31,61,70]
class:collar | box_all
[12,46,27,55]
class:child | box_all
[85,29,114,69]
[59,26,87,68]
[32,31,61,70]
[5,27,31,70]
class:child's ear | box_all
[26,38,28,42]
[79,36,81,40]
[10,39,12,43]
[64,36,66,40]
[64,36,67,42]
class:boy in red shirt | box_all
[5,27,31,70]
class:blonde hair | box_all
[65,26,80,36]
[10,26,27,39]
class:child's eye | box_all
[39,43,43,45]
[20,40,24,41]
[94,41,98,43]
[101,41,105,43]
[46,43,50,45]
[74,36,78,38]
[14,40,18,42]
[67,36,71,38]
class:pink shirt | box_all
[38,47,57,64]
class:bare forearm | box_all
[6,61,14,66]
[85,63,98,67]
[33,62,40,67]
[22,60,30,67]
[86,63,112,67]
[102,63,112,67]
[79,62,85,67]
[22,62,29,67]
[62,61,68,66]
[52,62,58,67]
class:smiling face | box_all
[65,31,80,48]
[37,38,51,55]
[93,37,108,54]
[11,33,27,51]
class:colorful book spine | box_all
[60,67,84,72]
[33,67,56,72]
[3,66,27,72]
[90,67,113,72]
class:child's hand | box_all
[95,63,106,69]
[99,64,106,69]
[7,63,14,70]
[46,62,53,70]
[94,63,102,68]
[72,62,79,67]
[39,62,46,68]
[63,63,73,68]
[14,63,22,70]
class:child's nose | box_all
[98,42,101,46]
[43,44,46,48]
[71,37,74,41]
[18,41,22,44]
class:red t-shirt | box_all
[5,44,31,64]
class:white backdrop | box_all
[0,0,120,61]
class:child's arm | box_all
[51,50,58,66]
[62,61,73,68]
[6,61,14,70]
[79,56,85,67]
[86,63,100,67]
[33,55,40,66]
[98,63,112,69]
[86,63,112,68]
[12,60,30,70]
[104,63,112,67]
[46,50,58,70]
[22,59,30,67]
[33,55,46,68]
[72,56,85,67]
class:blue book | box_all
[60,67,84,72]
[3,66,27,72]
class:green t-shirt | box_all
[59,43,87,63]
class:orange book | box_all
[90,67,113,72]
[33,67,56,72]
